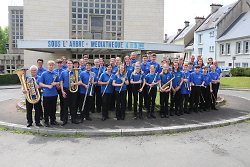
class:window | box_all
[235,63,240,67]
[244,41,249,53]
[209,46,214,52]
[198,34,203,44]
[242,63,248,67]
[91,16,104,32]
[220,44,224,55]
[209,31,214,37]
[226,43,230,55]
[236,42,241,54]
[198,48,203,55]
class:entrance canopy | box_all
[17,39,184,54]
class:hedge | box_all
[231,67,250,76]
[0,74,20,85]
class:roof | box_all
[175,24,195,40]
[196,2,237,32]
[185,39,194,50]
[217,12,250,41]
[164,34,177,44]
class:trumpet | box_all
[69,68,80,93]
[14,69,40,104]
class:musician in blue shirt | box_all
[39,60,60,127]
[146,51,152,63]
[170,62,184,116]
[112,65,129,120]
[36,58,47,77]
[124,56,134,110]
[60,59,80,125]
[147,53,161,73]
[159,64,172,118]
[145,65,160,118]
[188,62,194,73]
[210,65,220,110]
[53,59,65,121]
[140,55,150,108]
[98,64,114,121]
[180,64,191,115]
[130,52,140,65]
[201,66,213,111]
[78,62,97,122]
[190,65,205,113]
[61,56,68,70]
[130,62,146,120]
[92,59,104,113]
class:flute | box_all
[148,72,158,94]
[119,71,128,93]
[102,75,112,97]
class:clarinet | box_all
[102,74,112,97]
[119,72,128,93]
[148,72,158,94]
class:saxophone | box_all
[69,68,80,93]
[161,75,175,90]
[14,69,40,104]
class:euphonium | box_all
[14,69,40,104]
[69,68,80,93]
[162,75,175,90]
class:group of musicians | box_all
[21,51,222,127]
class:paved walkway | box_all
[0,85,250,136]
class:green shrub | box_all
[231,67,250,77]
[0,74,20,85]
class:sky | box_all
[0,0,237,35]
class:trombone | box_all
[82,72,95,111]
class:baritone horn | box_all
[14,69,40,104]
[69,68,80,93]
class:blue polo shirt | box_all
[37,68,47,76]
[125,65,134,81]
[53,68,64,78]
[92,66,103,86]
[203,73,212,86]
[113,74,128,91]
[216,66,222,76]
[111,66,118,75]
[39,70,59,97]
[147,59,152,63]
[179,65,183,71]
[140,63,150,75]
[60,70,77,88]
[171,71,184,88]
[148,61,161,73]
[130,59,139,65]
[209,72,220,84]
[190,72,204,85]
[130,72,145,83]
[61,65,68,70]
[99,72,114,93]
[145,73,160,88]
[188,66,194,73]
[180,72,191,94]
[160,72,172,87]
[79,71,96,94]
[80,65,86,72]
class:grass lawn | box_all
[220,77,250,88]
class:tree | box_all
[0,26,9,54]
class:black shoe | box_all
[165,114,169,118]
[147,113,151,119]
[102,117,106,121]
[175,112,180,116]
[61,121,67,126]
[160,114,164,118]
[35,122,42,126]
[27,122,32,127]
[106,116,110,119]
[44,122,50,127]
[86,117,92,121]
[134,116,138,120]
[151,113,156,118]
[40,116,43,120]
[51,121,59,125]
[203,109,207,112]
[211,107,218,110]
[139,113,143,119]
[117,118,120,120]
[72,119,79,124]
[79,119,84,123]
[170,111,174,116]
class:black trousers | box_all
[102,93,112,118]
[127,84,133,110]
[133,84,143,115]
[79,93,93,119]
[43,96,57,123]
[115,90,126,119]
[142,85,148,107]
[160,91,169,115]
[63,88,77,122]
[190,86,201,111]
[110,88,116,110]
[26,99,42,124]
[211,84,218,108]
[95,86,102,113]
[147,87,157,113]
[172,90,181,113]
[180,94,189,114]
[76,92,81,112]
[201,86,211,109]
[57,89,64,121]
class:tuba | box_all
[69,68,80,93]
[14,69,41,104]
[161,75,175,90]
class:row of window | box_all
[72,2,122,8]
[235,62,248,68]
[198,31,214,44]
[220,41,249,55]
[72,0,122,4]
[72,54,119,60]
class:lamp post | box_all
[232,56,236,76]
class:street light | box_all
[232,56,236,76]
